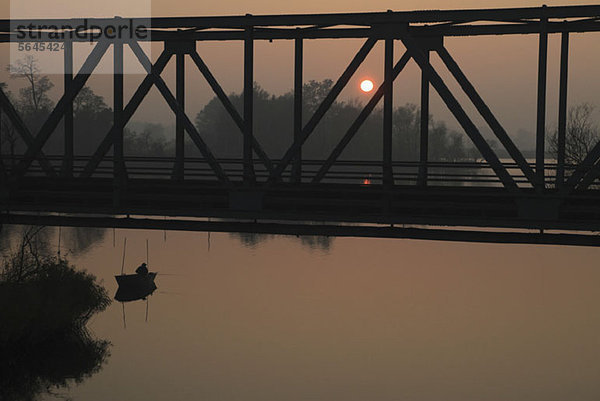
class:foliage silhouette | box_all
[0,227,111,401]
[194,80,475,162]
[549,103,600,165]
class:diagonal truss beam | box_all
[129,41,229,183]
[436,45,537,188]
[267,37,377,183]
[575,160,600,190]
[14,41,110,177]
[0,87,55,176]
[561,128,600,192]
[189,50,273,174]
[312,50,412,183]
[563,146,600,193]
[401,35,518,191]
[80,50,173,178]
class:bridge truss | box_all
[1,5,600,246]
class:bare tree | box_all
[550,103,600,165]
[0,225,49,282]
[7,55,54,115]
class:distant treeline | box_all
[195,80,477,162]
[1,57,479,162]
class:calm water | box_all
[26,228,600,400]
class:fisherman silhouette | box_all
[135,262,148,275]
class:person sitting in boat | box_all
[135,262,148,276]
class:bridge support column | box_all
[175,48,185,180]
[557,31,569,189]
[414,37,441,187]
[536,6,548,189]
[63,39,74,178]
[113,40,125,208]
[383,37,394,189]
[418,50,430,186]
[167,40,196,180]
[244,24,256,184]
[292,35,303,183]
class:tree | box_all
[7,55,54,115]
[302,79,334,113]
[392,103,420,160]
[73,86,109,116]
[549,103,600,165]
[72,86,114,155]
[124,126,171,157]
[194,80,475,163]
[0,226,111,401]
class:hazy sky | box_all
[1,0,600,146]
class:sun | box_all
[360,79,374,93]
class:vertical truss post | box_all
[402,34,517,191]
[536,6,548,189]
[292,35,303,183]
[244,25,256,184]
[130,41,229,183]
[189,49,272,174]
[82,50,173,178]
[13,40,108,177]
[383,37,394,188]
[63,39,74,177]
[114,41,125,206]
[557,31,569,189]
[175,49,185,179]
[311,51,412,184]
[418,50,430,186]
[267,37,376,183]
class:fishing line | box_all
[121,237,127,275]
[207,217,211,252]
[57,225,61,257]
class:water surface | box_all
[36,229,600,400]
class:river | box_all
[10,227,600,400]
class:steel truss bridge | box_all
[2,5,600,246]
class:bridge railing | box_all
[1,155,587,189]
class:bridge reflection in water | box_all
[2,6,600,245]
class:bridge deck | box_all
[5,175,600,232]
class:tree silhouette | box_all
[0,227,111,401]
[194,80,475,163]
[549,103,600,165]
[6,56,55,136]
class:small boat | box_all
[114,272,158,302]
